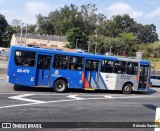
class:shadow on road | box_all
[134,88,158,95]
[13,84,158,95]
[14,85,53,92]
[13,84,123,94]
[143,104,158,111]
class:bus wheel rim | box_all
[124,86,130,92]
[57,82,65,90]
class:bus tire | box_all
[54,79,67,93]
[122,83,132,94]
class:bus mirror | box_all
[151,66,154,75]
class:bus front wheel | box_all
[122,83,132,94]
[54,79,67,93]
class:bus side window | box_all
[114,61,126,74]
[69,56,83,71]
[53,62,60,68]
[53,54,68,69]
[44,57,51,69]
[127,62,138,75]
[85,61,91,71]
[101,60,114,73]
[61,56,69,69]
[37,56,43,69]
[92,61,99,71]
[14,50,35,67]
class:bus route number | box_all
[17,69,30,73]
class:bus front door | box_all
[35,55,51,86]
[84,60,100,89]
[138,65,149,90]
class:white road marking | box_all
[0,93,23,95]
[0,94,158,109]
[0,99,76,109]
[104,96,113,99]
[8,94,45,103]
[67,95,84,100]
[0,94,112,109]
[0,92,124,96]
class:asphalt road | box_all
[0,78,160,131]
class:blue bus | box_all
[7,46,151,94]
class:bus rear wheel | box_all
[122,83,132,94]
[54,79,67,93]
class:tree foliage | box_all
[35,4,159,54]
[0,3,158,55]
[0,14,11,47]
[27,24,36,33]
[81,4,97,35]
[66,27,88,50]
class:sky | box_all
[0,0,160,38]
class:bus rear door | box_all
[138,65,149,90]
[83,59,101,89]
[35,54,52,86]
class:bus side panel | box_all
[49,69,83,89]
[7,48,36,86]
[115,74,139,91]
[7,47,15,83]
[35,69,42,86]
[100,73,117,90]
[100,73,139,91]
[9,66,36,87]
[84,71,97,88]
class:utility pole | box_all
[95,30,97,54]
[95,42,97,54]
[25,24,28,47]
[88,40,90,53]
[76,39,79,51]
[20,23,24,46]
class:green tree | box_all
[35,5,159,57]
[105,20,119,37]
[3,26,15,47]
[104,14,135,37]
[81,4,97,35]
[119,32,137,56]
[27,24,36,33]
[104,37,125,55]
[96,13,107,36]
[66,27,88,50]
[0,14,8,46]
[88,35,106,54]
[36,14,54,35]
[135,24,158,44]
[104,14,159,43]
[38,4,84,36]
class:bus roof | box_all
[11,46,150,65]
[140,60,151,66]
